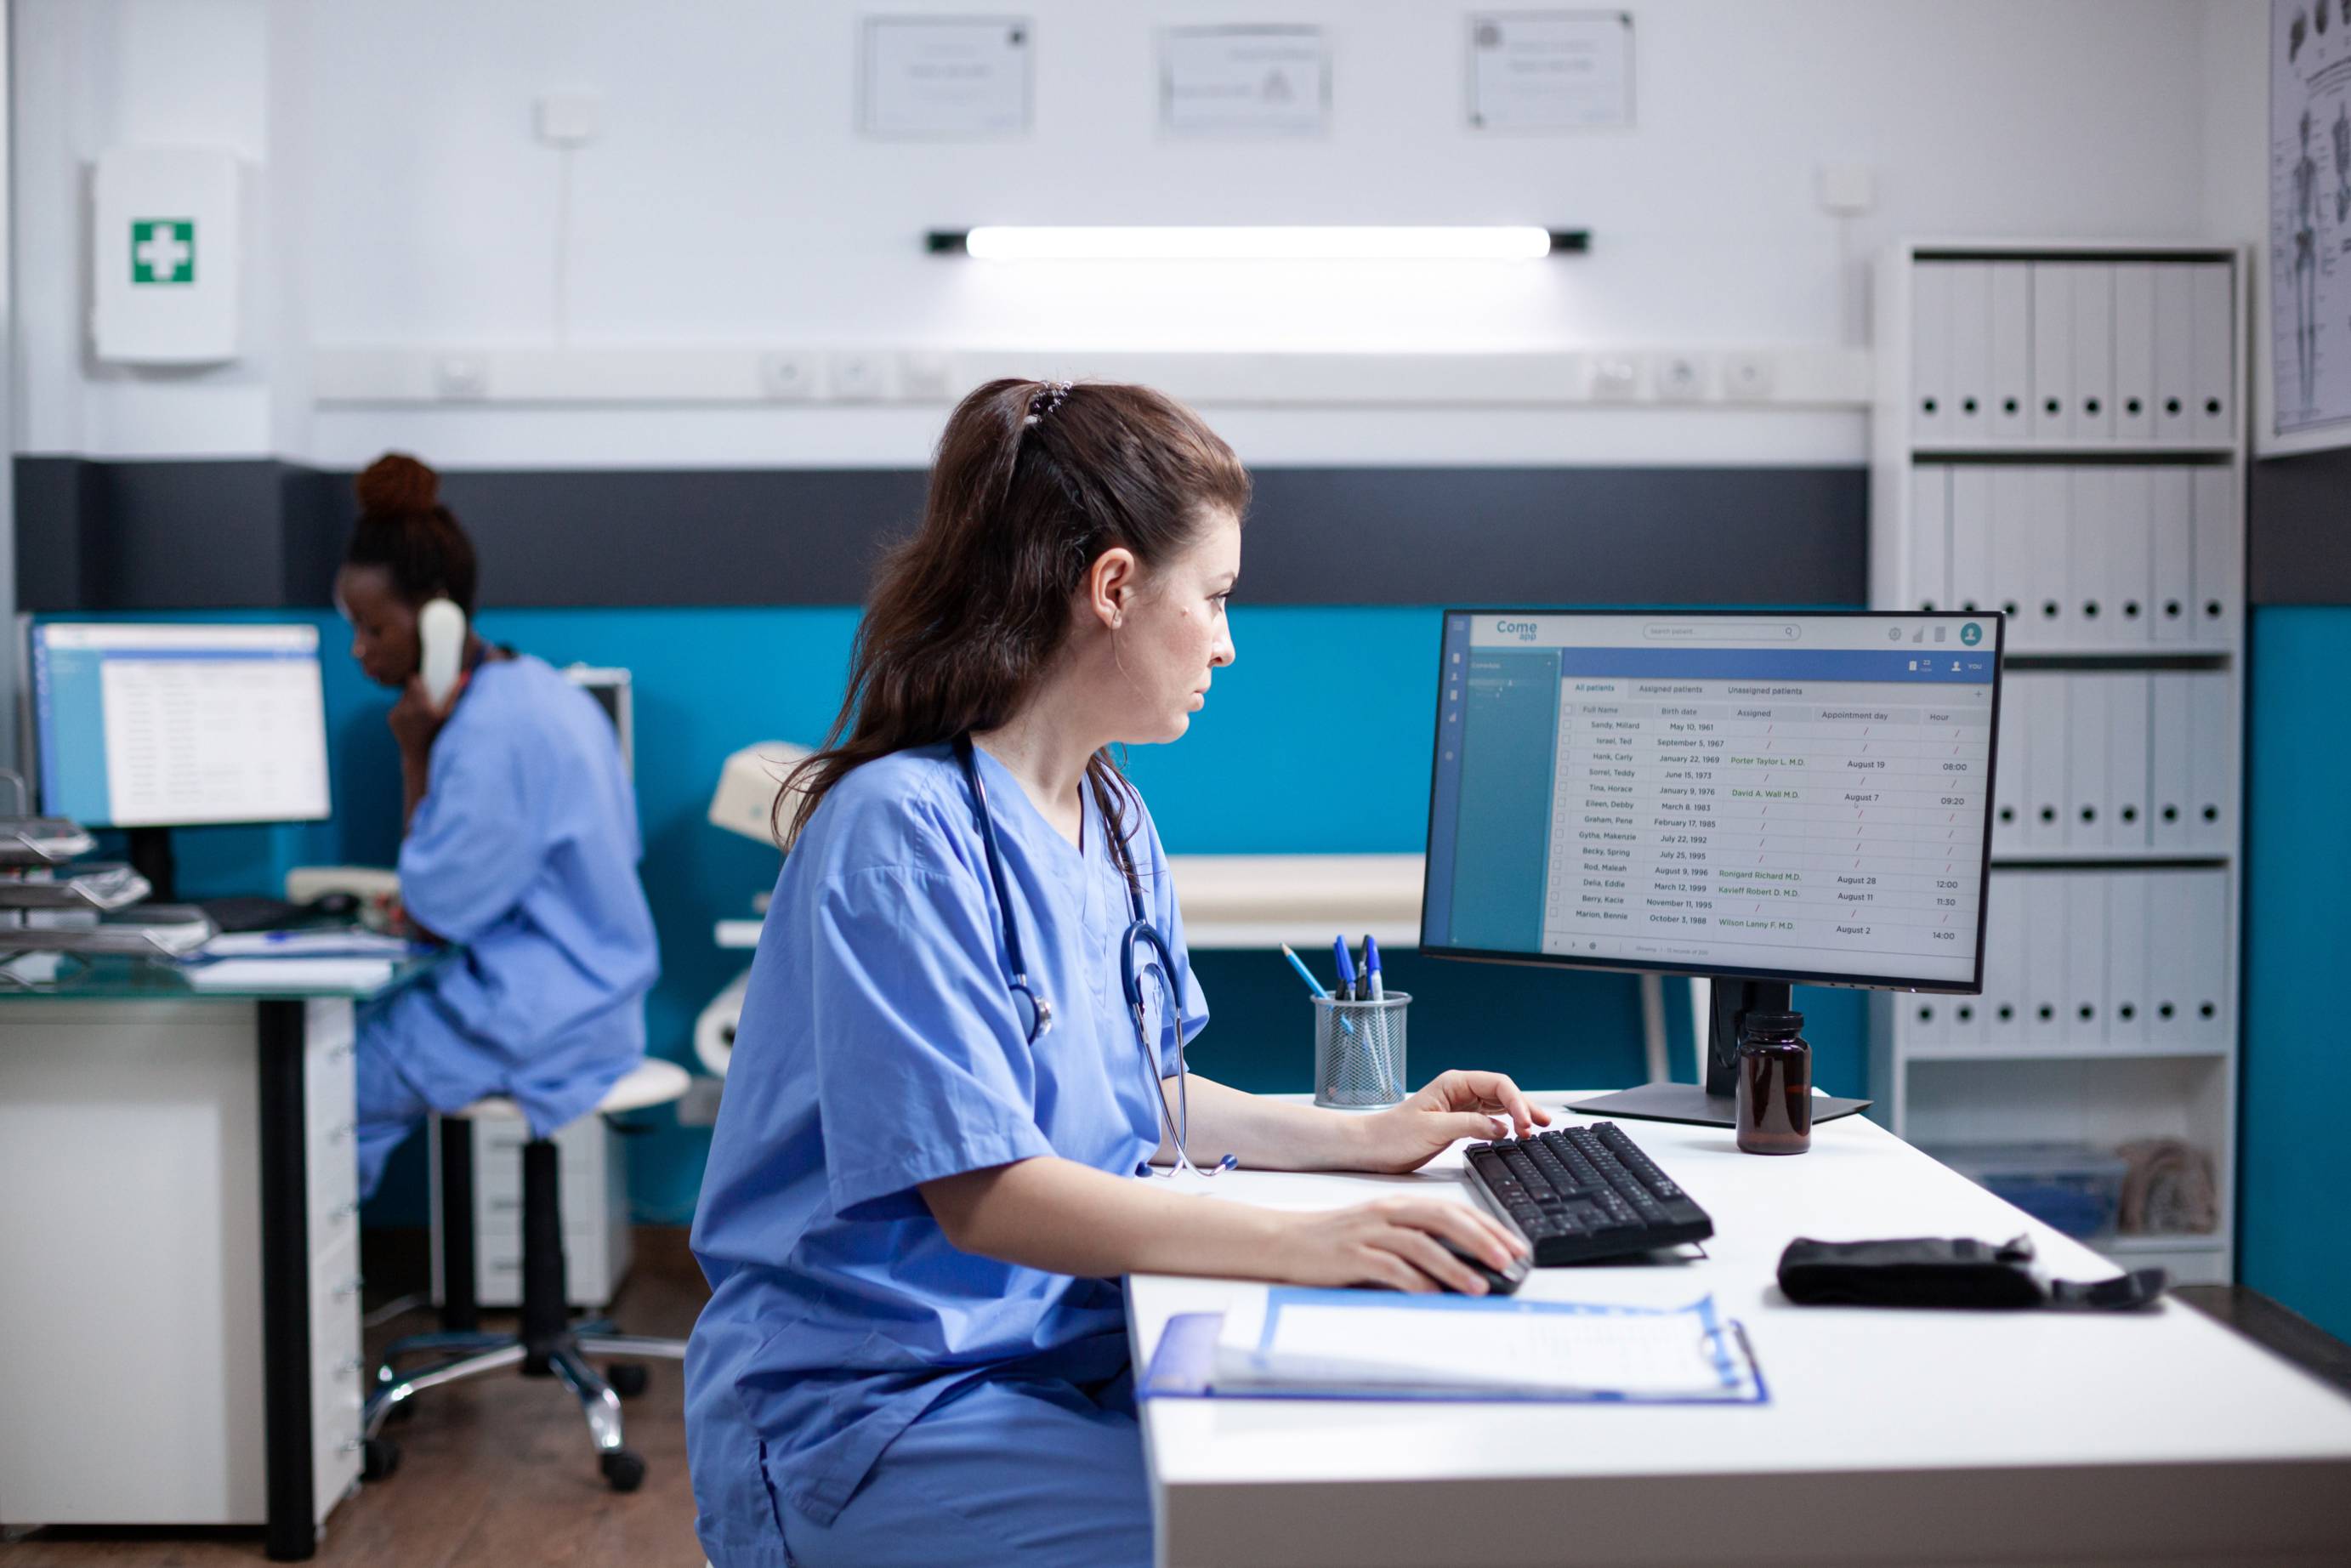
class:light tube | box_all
[944,225,1581,261]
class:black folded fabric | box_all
[1777,1235,2166,1311]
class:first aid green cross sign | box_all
[131,219,196,284]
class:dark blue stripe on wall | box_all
[15,458,1868,610]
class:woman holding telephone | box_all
[334,452,659,1197]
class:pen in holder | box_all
[1313,991,1408,1109]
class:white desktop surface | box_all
[1128,1092,2351,1568]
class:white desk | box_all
[1129,1093,2351,1568]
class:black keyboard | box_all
[1462,1122,1714,1265]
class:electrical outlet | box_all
[674,1076,725,1128]
[1588,356,1642,401]
[829,352,894,401]
[434,355,487,400]
[1651,353,1710,401]
[899,352,954,400]
[759,351,820,401]
[1723,352,1775,401]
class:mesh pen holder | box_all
[1313,992,1409,1109]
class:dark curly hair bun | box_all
[355,452,440,518]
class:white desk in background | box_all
[1131,1092,2351,1568]
[0,952,445,1560]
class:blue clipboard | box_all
[1138,1289,1768,1406]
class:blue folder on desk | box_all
[1139,1288,1768,1406]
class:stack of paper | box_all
[1155,1287,1762,1404]
[185,957,400,991]
[195,929,417,960]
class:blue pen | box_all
[1332,938,1358,1003]
[1279,943,1354,1037]
[1363,935,1383,1001]
[1362,935,1399,1097]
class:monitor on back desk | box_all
[1420,610,2004,1126]
[31,622,332,902]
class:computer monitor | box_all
[1422,609,2003,1125]
[31,622,332,900]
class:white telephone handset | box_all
[417,597,467,707]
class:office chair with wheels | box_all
[359,1058,692,1491]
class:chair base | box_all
[362,1326,685,1491]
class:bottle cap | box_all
[1741,1010,1805,1037]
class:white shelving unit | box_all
[1867,241,2246,1287]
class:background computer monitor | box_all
[31,622,332,900]
[1422,609,2003,1122]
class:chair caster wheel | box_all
[362,1436,401,1482]
[600,1448,646,1492]
[607,1361,649,1398]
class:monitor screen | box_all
[32,622,332,828]
[1422,611,2002,992]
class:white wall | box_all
[13,0,2274,469]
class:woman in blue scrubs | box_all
[688,382,1546,1568]
[334,452,660,1196]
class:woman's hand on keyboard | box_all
[1349,1070,1553,1175]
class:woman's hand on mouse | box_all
[1349,1070,1552,1175]
[1276,1196,1526,1294]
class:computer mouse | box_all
[1443,1239,1529,1297]
[309,890,361,919]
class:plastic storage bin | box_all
[1928,1142,2130,1241]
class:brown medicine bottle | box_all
[1735,1010,1812,1155]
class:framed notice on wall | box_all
[1159,26,1332,138]
[1467,11,1634,132]
[859,15,1033,138]
[2269,0,2351,440]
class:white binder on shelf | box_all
[1988,466,2035,636]
[2064,872,2108,1044]
[1948,467,1995,615]
[2064,675,2111,849]
[2189,262,2234,446]
[2146,872,2193,1048]
[1947,263,1993,440]
[2105,870,2149,1047]
[2190,467,2241,646]
[2068,468,2112,648]
[2109,466,2155,644]
[2030,263,2074,444]
[2070,263,2116,443]
[2105,673,2151,851]
[2020,873,2067,1047]
[2149,469,2195,643]
[1905,987,1949,1050]
[1989,263,2033,443]
[2149,675,2193,853]
[1911,262,1952,443]
[1990,671,2026,855]
[2024,674,2069,853]
[1947,957,1987,1048]
[2189,673,2235,855]
[2185,870,2230,1048]
[2113,263,2155,440]
[1909,466,1950,612]
[2025,465,2070,647]
[1981,872,2029,1050]
[2151,264,2196,446]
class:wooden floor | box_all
[6,1228,711,1568]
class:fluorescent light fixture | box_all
[929,226,1587,260]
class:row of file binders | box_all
[1909,259,2234,447]
[1907,464,2238,650]
[1991,672,2234,857]
[1904,868,2229,1052]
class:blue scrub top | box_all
[685,742,1206,1545]
[364,653,660,1136]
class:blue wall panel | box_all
[2240,607,2351,1341]
[51,605,1871,1225]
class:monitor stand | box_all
[1570,978,1872,1128]
[126,826,177,905]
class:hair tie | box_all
[1023,380,1073,427]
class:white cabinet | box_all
[1869,241,2245,1282]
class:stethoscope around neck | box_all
[955,736,1234,1180]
